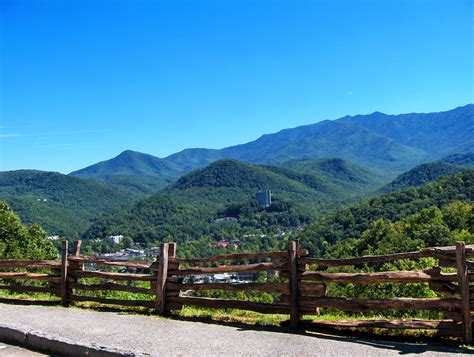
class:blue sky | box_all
[1,0,472,173]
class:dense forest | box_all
[294,170,473,256]
[324,201,473,306]
[0,170,137,239]
[383,161,471,192]
[1,153,473,262]
[82,159,383,254]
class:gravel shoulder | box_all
[0,304,471,356]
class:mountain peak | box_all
[116,150,156,159]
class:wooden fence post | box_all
[155,243,170,315]
[168,243,177,259]
[72,240,82,258]
[456,241,472,344]
[288,240,299,330]
[70,240,82,297]
[60,240,69,306]
[165,243,180,314]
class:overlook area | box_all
[0,0,472,355]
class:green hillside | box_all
[82,159,382,253]
[0,170,137,239]
[327,201,473,260]
[383,161,469,192]
[294,170,473,256]
[441,152,474,166]
[275,158,383,194]
[69,150,182,194]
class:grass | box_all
[174,305,287,326]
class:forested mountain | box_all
[277,157,381,185]
[337,104,473,157]
[440,152,474,166]
[7,105,471,254]
[382,153,473,192]
[69,150,182,195]
[216,104,472,174]
[0,170,136,239]
[383,162,468,192]
[293,170,473,256]
[218,120,424,176]
[70,104,473,190]
[82,159,382,253]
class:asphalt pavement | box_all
[0,304,471,356]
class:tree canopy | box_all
[0,201,57,260]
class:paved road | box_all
[0,304,471,356]
[0,342,46,356]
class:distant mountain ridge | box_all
[70,104,473,192]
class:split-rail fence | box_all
[0,240,472,343]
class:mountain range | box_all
[1,104,472,250]
[82,158,384,245]
[70,104,473,194]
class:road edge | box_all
[0,324,140,357]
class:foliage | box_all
[0,170,137,240]
[319,201,474,318]
[295,170,473,257]
[82,159,381,255]
[0,201,57,259]
[383,162,469,192]
[327,201,473,258]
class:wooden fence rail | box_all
[0,240,472,343]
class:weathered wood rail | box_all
[0,240,472,343]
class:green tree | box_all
[0,201,57,260]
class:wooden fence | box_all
[0,240,472,343]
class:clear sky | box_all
[1,0,472,173]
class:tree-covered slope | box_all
[440,152,474,166]
[0,170,136,239]
[327,201,473,260]
[82,159,382,250]
[338,104,473,157]
[69,150,182,194]
[219,120,425,176]
[277,157,383,186]
[383,162,469,192]
[166,104,472,177]
[164,148,225,172]
[294,170,473,256]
